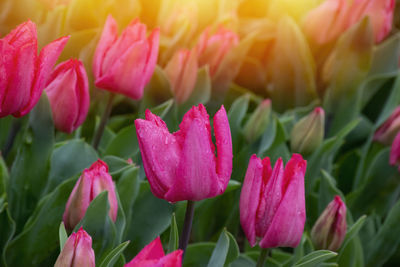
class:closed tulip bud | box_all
[196,27,239,77]
[240,154,307,248]
[93,15,159,100]
[291,107,325,155]
[45,59,90,133]
[125,237,183,267]
[243,99,271,143]
[0,20,69,118]
[63,160,118,230]
[164,49,198,104]
[304,0,394,45]
[374,107,400,145]
[54,228,95,267]
[135,104,232,202]
[311,196,347,251]
[390,132,400,168]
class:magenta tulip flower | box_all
[45,59,90,133]
[311,196,347,251]
[0,20,69,118]
[240,154,307,248]
[125,237,182,267]
[135,104,232,202]
[93,15,159,100]
[54,228,95,267]
[374,107,400,145]
[63,160,118,230]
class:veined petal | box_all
[142,28,160,86]
[125,237,165,266]
[168,118,218,201]
[240,155,263,247]
[72,229,96,267]
[4,20,37,48]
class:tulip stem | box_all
[2,118,22,159]
[92,93,115,150]
[256,248,269,267]
[179,200,195,257]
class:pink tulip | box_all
[45,59,90,133]
[196,27,239,77]
[390,132,400,169]
[240,154,307,248]
[311,196,347,251]
[125,237,182,267]
[63,160,118,230]
[164,49,198,104]
[54,228,95,267]
[93,15,159,100]
[0,20,69,118]
[135,104,232,202]
[304,0,394,44]
[374,107,400,145]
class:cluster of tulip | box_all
[0,0,400,266]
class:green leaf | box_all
[168,213,179,254]
[0,203,15,267]
[207,230,230,267]
[318,171,344,214]
[184,243,215,267]
[99,241,130,267]
[8,93,54,230]
[59,222,68,252]
[293,250,337,267]
[124,182,173,258]
[231,255,256,267]
[4,177,75,266]
[225,180,241,193]
[0,155,8,196]
[104,125,138,159]
[228,94,250,147]
[225,230,240,265]
[365,199,400,267]
[338,215,366,256]
[74,191,117,263]
[44,139,98,194]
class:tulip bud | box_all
[125,236,182,267]
[63,160,118,230]
[0,20,69,118]
[374,107,400,145]
[291,107,325,155]
[135,104,232,202]
[240,154,307,248]
[390,132,400,168]
[54,228,95,267]
[93,15,159,100]
[164,49,198,104]
[45,59,90,133]
[243,99,271,143]
[196,26,239,77]
[311,196,347,251]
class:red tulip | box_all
[54,228,95,267]
[374,107,400,145]
[135,104,232,202]
[304,0,394,44]
[196,26,239,77]
[240,154,307,248]
[63,160,118,230]
[390,132,400,169]
[164,49,198,104]
[45,59,90,133]
[125,237,182,267]
[0,20,69,118]
[311,196,347,251]
[93,15,159,100]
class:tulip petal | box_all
[390,132,400,166]
[239,155,263,247]
[135,116,180,199]
[91,171,118,222]
[167,117,218,202]
[213,105,233,191]
[260,155,306,248]
[142,28,160,86]
[4,20,37,48]
[125,237,165,267]
[74,60,90,130]
[93,15,118,78]
[95,40,148,100]
[54,232,76,267]
[158,250,183,267]
[14,35,69,117]
[73,229,96,267]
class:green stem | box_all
[92,93,115,150]
[256,248,269,267]
[179,200,195,257]
[2,118,21,159]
